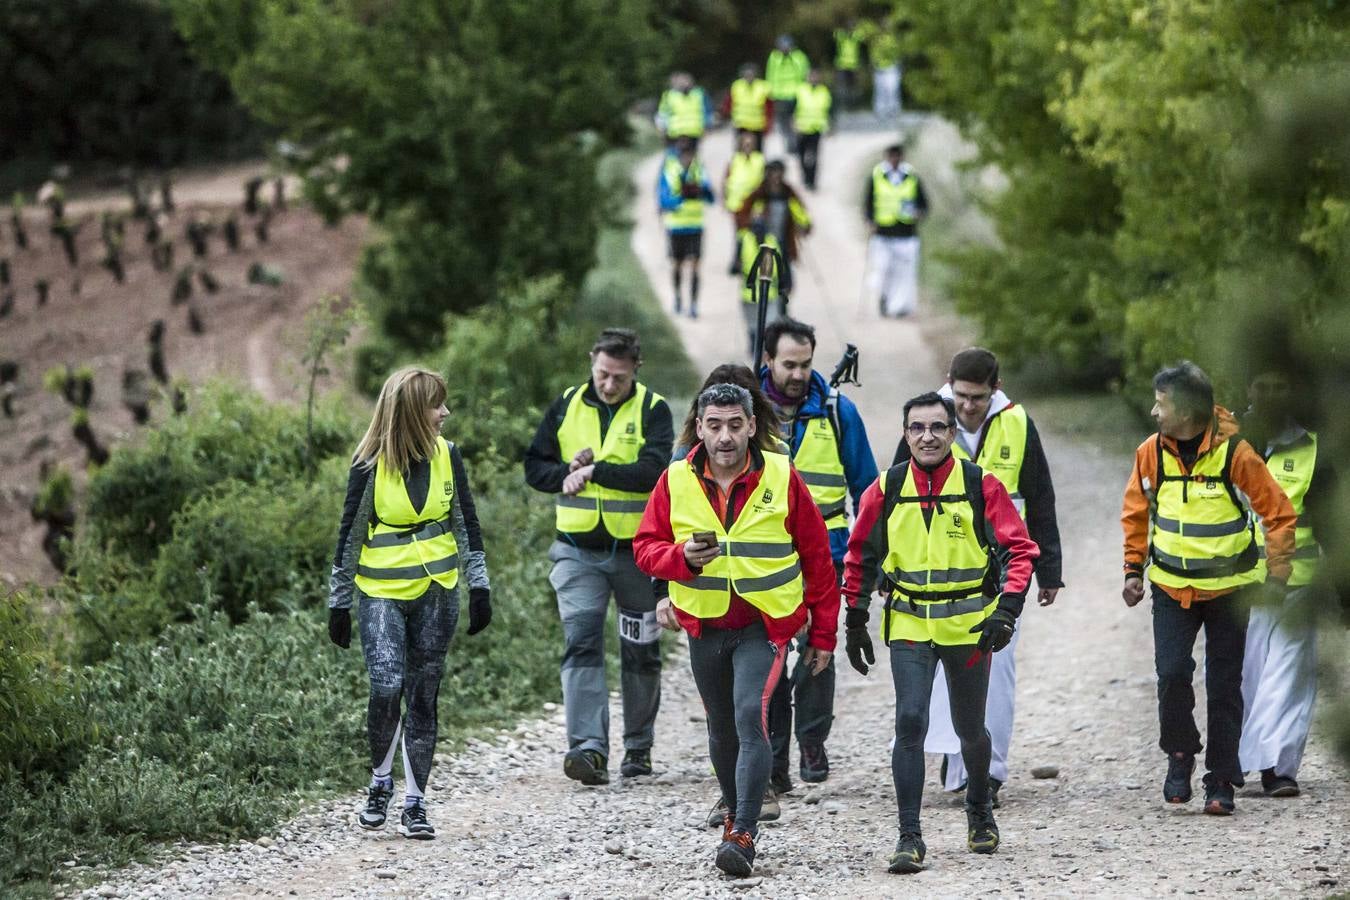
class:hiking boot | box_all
[769,770,794,795]
[398,802,435,840]
[715,830,756,877]
[1203,781,1236,816]
[563,748,609,786]
[887,831,927,874]
[800,744,830,783]
[990,777,1003,810]
[620,749,653,778]
[705,797,730,829]
[1163,752,1195,804]
[759,788,781,822]
[1262,768,1300,798]
[966,803,1000,854]
[358,779,394,830]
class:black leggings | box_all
[359,586,459,800]
[890,640,992,834]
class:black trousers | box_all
[797,132,822,189]
[1151,583,1252,786]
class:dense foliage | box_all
[895,0,1350,393]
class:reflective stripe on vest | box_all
[1147,435,1259,592]
[766,49,809,99]
[792,398,848,530]
[355,438,460,600]
[667,452,803,619]
[880,461,994,646]
[953,404,1028,519]
[730,79,770,131]
[554,382,660,540]
[872,165,919,226]
[660,88,706,138]
[662,156,706,231]
[1255,432,1320,587]
[739,229,781,304]
[793,84,832,133]
[726,151,766,213]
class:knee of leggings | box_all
[368,673,403,700]
[1155,658,1195,686]
[894,708,927,744]
[734,699,769,742]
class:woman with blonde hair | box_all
[328,366,491,840]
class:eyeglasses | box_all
[906,422,952,438]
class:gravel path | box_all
[73,121,1349,900]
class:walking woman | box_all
[327,366,493,839]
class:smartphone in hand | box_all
[691,530,717,549]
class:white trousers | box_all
[1240,588,1318,777]
[927,621,1019,789]
[868,235,920,317]
[873,65,901,118]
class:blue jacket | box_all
[657,155,714,233]
[762,368,877,562]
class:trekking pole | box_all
[746,243,785,365]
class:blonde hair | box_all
[353,366,448,473]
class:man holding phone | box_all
[634,383,838,879]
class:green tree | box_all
[169,0,667,351]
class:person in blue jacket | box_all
[657,138,715,317]
[760,317,877,789]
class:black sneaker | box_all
[990,777,1003,810]
[715,830,756,877]
[888,831,927,874]
[769,770,794,795]
[705,797,730,829]
[358,780,394,830]
[620,749,653,778]
[800,744,830,783]
[1203,781,1236,815]
[563,748,609,786]
[966,803,1000,854]
[398,803,435,840]
[1164,752,1195,804]
[1262,768,1300,798]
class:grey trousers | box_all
[548,541,662,759]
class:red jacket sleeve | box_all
[842,477,887,610]
[983,473,1039,608]
[788,467,839,651]
[633,470,698,582]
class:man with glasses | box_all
[890,347,1062,806]
[844,391,1038,873]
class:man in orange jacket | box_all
[1121,360,1296,815]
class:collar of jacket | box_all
[1157,405,1239,460]
[759,367,832,418]
[937,382,1012,421]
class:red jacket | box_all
[843,456,1039,615]
[634,445,840,650]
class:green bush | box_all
[0,592,92,785]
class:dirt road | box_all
[74,121,1348,900]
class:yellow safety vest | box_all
[1255,431,1320,587]
[739,228,781,305]
[834,28,862,70]
[766,49,810,100]
[659,87,706,138]
[793,84,832,134]
[1147,436,1260,594]
[730,79,770,131]
[355,438,460,600]
[791,394,848,530]
[871,32,900,68]
[667,451,804,619]
[879,460,996,645]
[662,155,706,231]
[953,404,1028,518]
[725,151,766,213]
[872,164,919,226]
[554,382,660,540]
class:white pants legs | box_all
[873,65,901,119]
[928,622,1020,789]
[868,235,920,317]
[1240,588,1318,778]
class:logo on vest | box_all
[625,422,636,435]
[761,488,774,504]
[1000,446,1011,460]
[1283,458,1295,472]
[444,481,453,496]
[952,513,963,529]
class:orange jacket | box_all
[1121,405,1297,607]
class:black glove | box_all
[844,606,874,676]
[467,588,492,635]
[328,607,351,649]
[969,606,1016,654]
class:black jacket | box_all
[523,380,674,550]
[892,408,1063,589]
